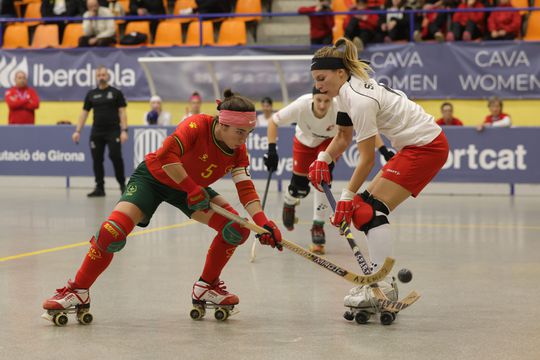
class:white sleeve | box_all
[492,115,511,127]
[160,112,172,126]
[351,99,379,143]
[272,97,304,126]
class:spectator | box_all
[129,0,165,37]
[477,96,511,131]
[487,0,521,40]
[79,0,116,47]
[446,0,485,41]
[415,0,447,42]
[72,65,128,197]
[381,0,411,42]
[107,0,125,17]
[298,0,335,45]
[41,0,86,40]
[257,97,274,127]
[182,92,202,121]
[5,71,40,125]
[435,102,464,126]
[144,95,172,126]
[344,0,381,51]
[179,0,233,15]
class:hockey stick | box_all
[249,171,273,262]
[322,184,420,312]
[210,203,388,286]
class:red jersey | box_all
[145,114,250,189]
[483,113,511,126]
[298,6,334,40]
[436,117,464,126]
[5,86,40,124]
[452,2,485,30]
[488,4,521,35]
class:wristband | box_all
[252,211,269,226]
[178,176,199,193]
[340,188,355,201]
[268,143,277,152]
[316,151,333,164]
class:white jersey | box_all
[272,93,338,148]
[257,112,273,127]
[336,76,441,150]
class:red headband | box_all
[219,110,256,127]
[189,94,201,102]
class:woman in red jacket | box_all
[344,0,381,51]
[298,0,335,45]
[487,0,521,40]
[446,0,485,41]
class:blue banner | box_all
[0,42,539,101]
[1,126,538,184]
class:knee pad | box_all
[91,211,134,253]
[288,174,310,199]
[352,194,390,234]
[209,204,250,246]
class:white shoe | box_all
[192,279,239,306]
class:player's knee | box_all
[91,211,134,253]
[222,220,250,246]
[352,193,390,234]
[288,174,310,199]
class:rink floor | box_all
[1,181,539,360]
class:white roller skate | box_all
[42,281,92,326]
[190,279,239,321]
[343,277,399,325]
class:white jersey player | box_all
[309,37,449,308]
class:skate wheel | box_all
[190,307,205,320]
[53,313,68,326]
[354,311,370,324]
[343,311,354,321]
[380,312,394,325]
[214,308,229,321]
[77,312,93,325]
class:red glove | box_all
[179,176,210,211]
[253,212,283,251]
[308,151,333,192]
[330,189,356,227]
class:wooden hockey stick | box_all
[210,203,391,286]
[249,171,273,263]
[322,184,420,312]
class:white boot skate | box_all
[190,279,239,321]
[343,277,399,325]
[42,281,92,326]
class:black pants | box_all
[78,35,116,47]
[90,131,125,189]
[345,18,378,44]
[451,20,482,40]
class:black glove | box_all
[264,143,279,172]
[378,145,395,162]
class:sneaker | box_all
[87,188,105,197]
[43,282,90,310]
[311,221,325,245]
[192,279,239,306]
[413,30,422,42]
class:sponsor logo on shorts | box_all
[126,184,137,196]
[385,168,401,176]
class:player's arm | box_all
[72,110,89,144]
[347,135,376,194]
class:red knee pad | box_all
[352,195,374,231]
[208,204,249,246]
[208,203,238,231]
[91,211,135,253]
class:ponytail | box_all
[312,37,372,81]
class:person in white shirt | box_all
[79,0,116,47]
[144,95,171,126]
[182,92,202,122]
[477,96,512,132]
[256,97,274,127]
[309,37,449,308]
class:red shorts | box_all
[381,131,449,197]
[292,137,333,174]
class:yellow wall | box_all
[1,99,539,126]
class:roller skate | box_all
[41,281,93,326]
[282,200,299,231]
[190,279,239,321]
[343,277,399,326]
[309,221,325,255]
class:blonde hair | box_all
[313,37,372,81]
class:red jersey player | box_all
[42,90,282,325]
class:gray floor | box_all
[1,183,540,360]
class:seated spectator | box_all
[129,0,166,37]
[144,95,171,126]
[179,0,233,15]
[5,71,40,125]
[446,0,485,41]
[41,0,86,40]
[257,97,274,127]
[487,0,521,40]
[415,0,446,42]
[182,92,202,121]
[298,0,334,45]
[477,96,511,131]
[79,0,116,47]
[436,102,464,126]
[380,0,411,42]
[344,0,381,52]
